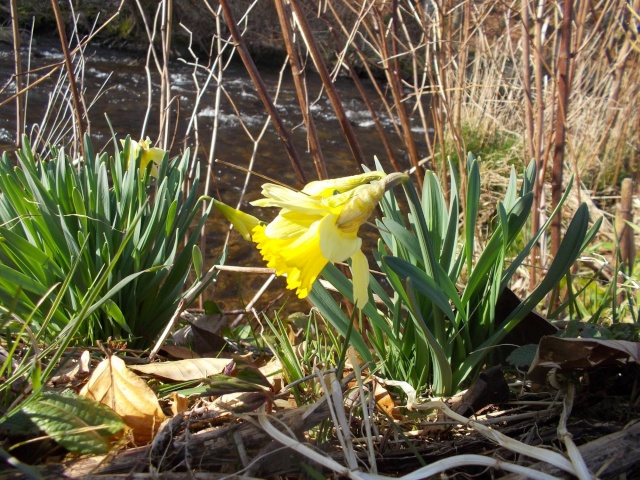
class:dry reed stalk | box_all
[529,0,547,284]
[288,0,369,172]
[330,1,404,141]
[274,0,328,180]
[394,2,438,176]
[257,0,638,299]
[454,0,470,136]
[189,3,228,307]
[323,1,403,171]
[593,1,638,163]
[9,0,23,147]
[186,0,294,311]
[550,0,573,258]
[51,0,85,159]
[0,1,125,115]
[133,0,161,140]
[218,0,308,185]
[344,56,403,173]
[159,0,173,149]
[382,1,423,186]
[400,4,440,174]
[522,0,535,165]
[616,178,635,274]
[325,0,436,181]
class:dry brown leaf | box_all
[79,355,167,444]
[129,358,232,381]
[159,345,201,359]
[50,349,91,387]
[373,381,401,419]
[169,392,189,416]
[259,358,284,393]
[528,336,640,385]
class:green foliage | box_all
[1,200,147,422]
[0,135,216,347]
[20,392,127,454]
[311,154,601,397]
[433,124,520,174]
[264,311,339,405]
[556,234,640,335]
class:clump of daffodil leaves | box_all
[0,134,218,348]
[213,171,408,308]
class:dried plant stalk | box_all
[275,0,327,180]
[288,0,369,172]
[218,0,308,185]
[51,0,85,158]
[550,0,573,258]
[9,0,23,146]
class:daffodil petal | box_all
[350,249,370,309]
[252,224,288,272]
[254,220,328,298]
[251,184,327,215]
[265,212,320,238]
[318,214,361,262]
[335,182,386,232]
[140,147,166,178]
[302,171,386,197]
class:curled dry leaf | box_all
[50,349,92,387]
[80,355,167,444]
[528,336,640,386]
[129,358,232,382]
[373,381,400,419]
[169,392,189,416]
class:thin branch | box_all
[9,0,23,146]
[274,0,327,180]
[51,0,86,158]
[288,0,369,172]
[218,0,308,185]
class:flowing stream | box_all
[0,38,431,315]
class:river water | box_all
[0,38,430,316]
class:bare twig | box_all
[373,3,422,186]
[51,0,86,159]
[550,0,573,258]
[288,0,369,172]
[274,0,327,180]
[218,0,308,185]
[159,0,173,148]
[9,0,23,146]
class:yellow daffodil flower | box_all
[213,171,408,308]
[122,137,166,179]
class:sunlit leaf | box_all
[130,357,232,381]
[22,392,126,454]
[201,374,270,396]
[192,245,203,280]
[80,355,166,443]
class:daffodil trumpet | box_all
[213,171,408,308]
